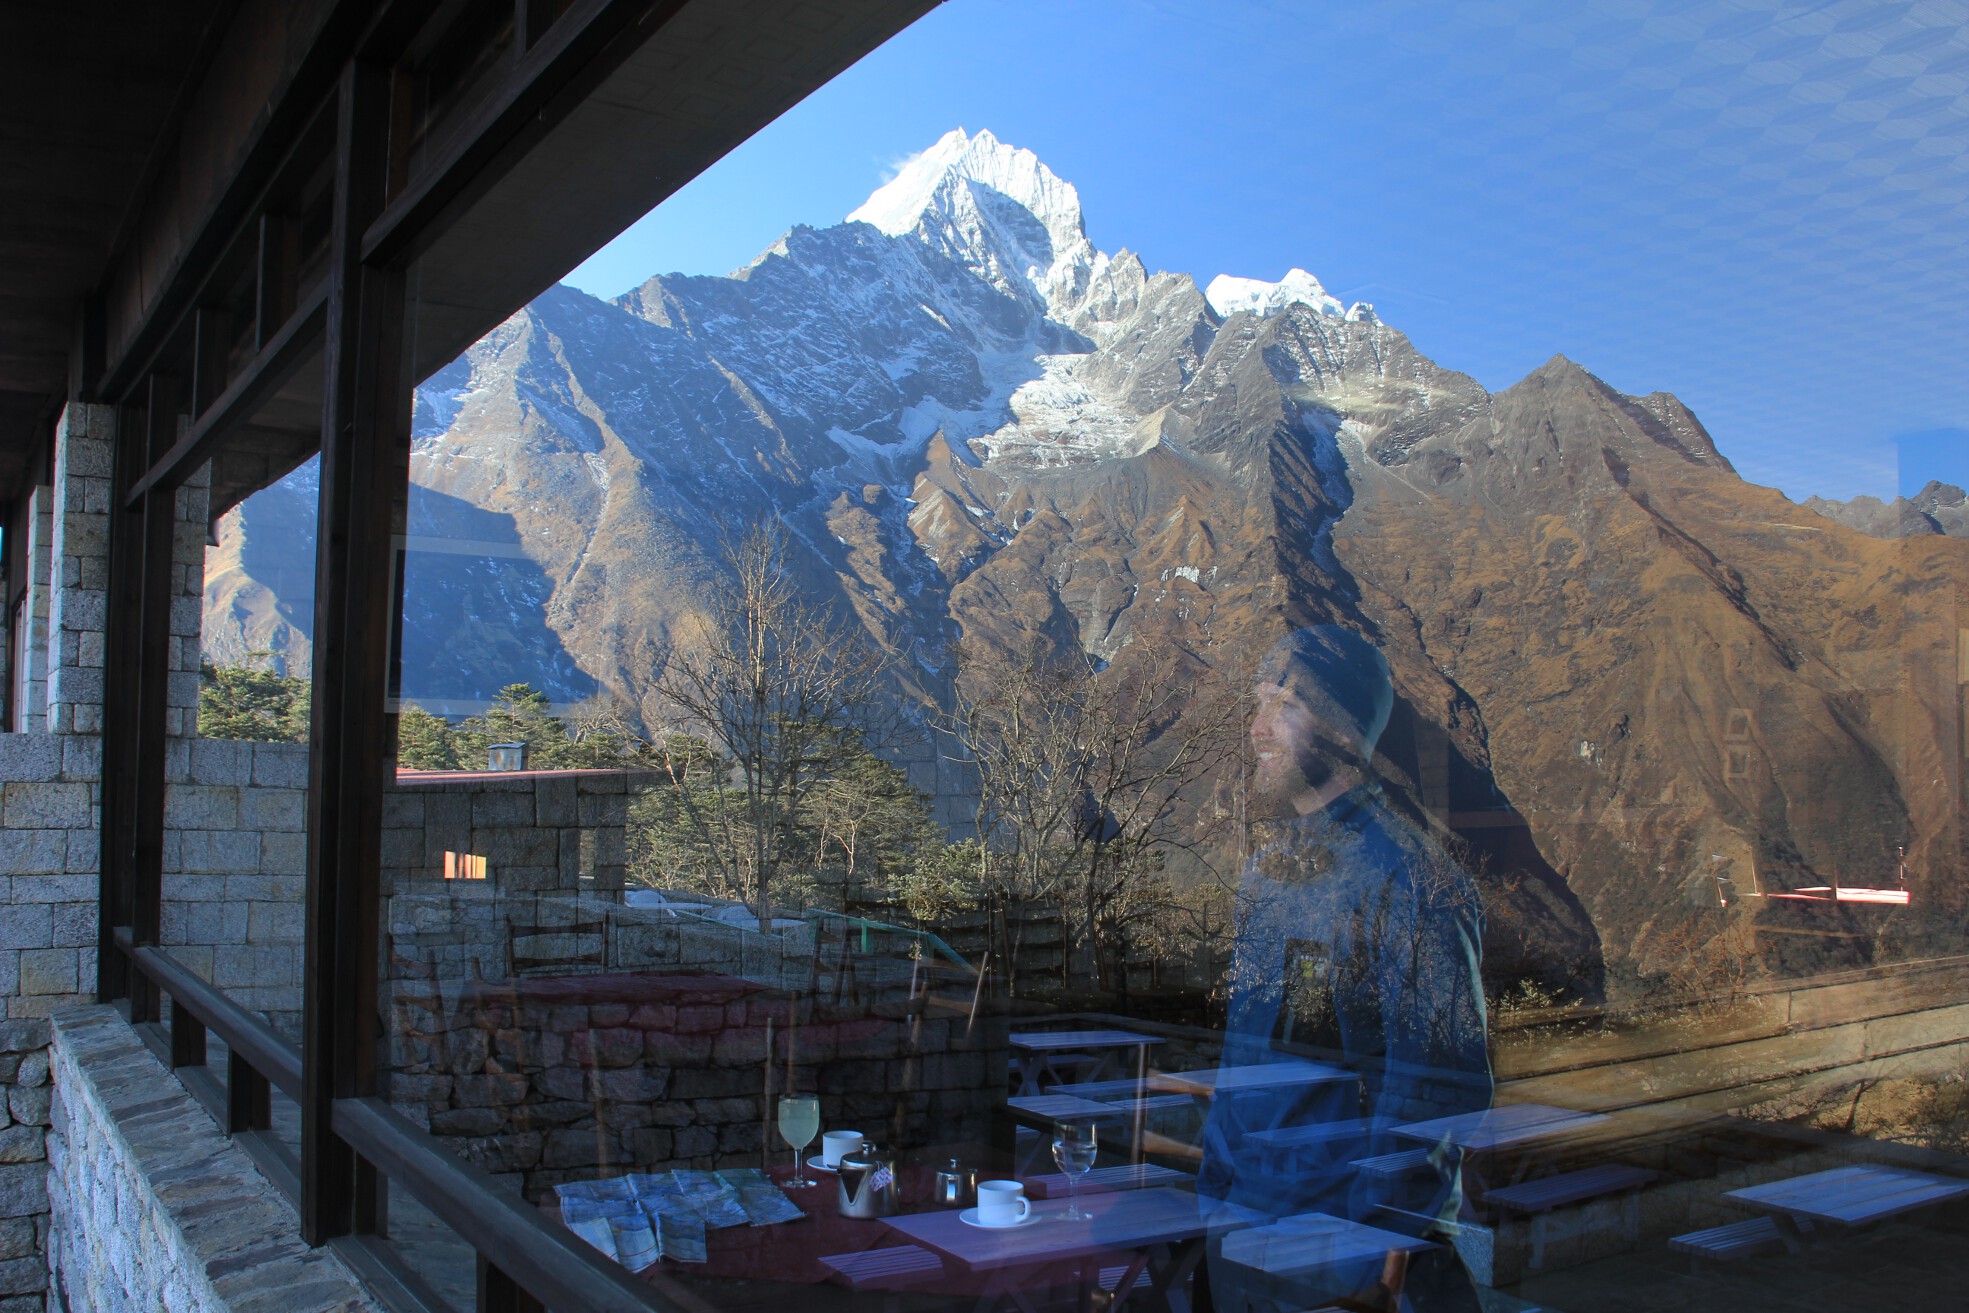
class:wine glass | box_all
[1051,1121,1098,1219]
[778,1095,821,1188]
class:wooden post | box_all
[127,375,181,1027]
[302,56,410,1247]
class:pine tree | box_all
[396,704,461,769]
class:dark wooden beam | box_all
[123,283,326,508]
[478,1257,549,1313]
[170,999,207,1070]
[254,213,300,353]
[302,56,405,1248]
[95,1,375,402]
[96,397,147,1001]
[359,0,680,269]
[118,930,305,1097]
[128,375,180,1026]
[334,1097,683,1313]
[190,305,232,416]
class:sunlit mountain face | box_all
[208,129,1968,996]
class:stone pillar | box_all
[0,399,120,1313]
[13,487,53,734]
[43,404,112,739]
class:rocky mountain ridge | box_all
[1804,481,1969,539]
[205,128,1968,990]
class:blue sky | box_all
[566,0,1969,504]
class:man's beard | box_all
[1251,740,1338,818]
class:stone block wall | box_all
[45,1008,383,1313]
[381,967,1008,1203]
[0,1021,52,1312]
[12,488,52,735]
[383,769,636,894]
[0,734,102,1017]
[161,740,311,1036]
[0,399,213,1312]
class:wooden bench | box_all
[1244,1118,1394,1170]
[1350,1149,1431,1179]
[1484,1164,1656,1268]
[1106,1094,1196,1117]
[1669,1216,1783,1264]
[1027,1162,1192,1199]
[1099,1264,1152,1293]
[819,1245,943,1289]
[1010,1051,1100,1092]
[1053,1079,1148,1099]
[1007,1095,1135,1124]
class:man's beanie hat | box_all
[1256,626,1394,760]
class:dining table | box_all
[1007,1028,1167,1097]
[1722,1163,1969,1252]
[884,1185,1266,1313]
[1151,1060,1361,1164]
[1387,1103,1611,1204]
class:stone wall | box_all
[12,487,52,734]
[161,740,311,1036]
[383,964,1007,1203]
[383,768,634,894]
[0,1021,52,1313]
[0,400,214,1312]
[45,1007,383,1313]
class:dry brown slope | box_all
[1337,358,1966,978]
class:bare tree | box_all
[948,638,1240,995]
[650,523,891,926]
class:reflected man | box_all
[1203,627,1491,1309]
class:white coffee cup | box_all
[975,1179,1031,1227]
[822,1130,864,1168]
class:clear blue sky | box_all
[566,0,1969,505]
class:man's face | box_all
[1249,678,1355,816]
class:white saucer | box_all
[959,1207,1041,1230]
[806,1157,840,1174]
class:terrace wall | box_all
[45,1008,382,1313]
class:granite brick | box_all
[0,738,61,784]
[2,783,89,829]
[0,831,66,876]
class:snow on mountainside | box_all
[847,127,1105,319]
[1204,269,1376,324]
[206,129,1968,989]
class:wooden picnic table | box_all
[1388,1104,1608,1155]
[1153,1061,1361,1167]
[1723,1163,1969,1251]
[885,1186,1265,1313]
[1150,1060,1357,1099]
[1215,1211,1440,1313]
[1025,1163,1193,1199]
[1387,1103,1611,1208]
[1007,1029,1166,1096]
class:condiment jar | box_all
[932,1158,975,1208]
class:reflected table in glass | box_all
[1008,1029,1167,1096]
[1388,1104,1608,1155]
[1152,1060,1361,1165]
[885,1186,1265,1313]
[1387,1103,1612,1205]
[1723,1163,1969,1252]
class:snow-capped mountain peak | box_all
[848,128,1104,317]
[1205,268,1374,323]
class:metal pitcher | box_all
[932,1158,975,1209]
[836,1142,899,1219]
